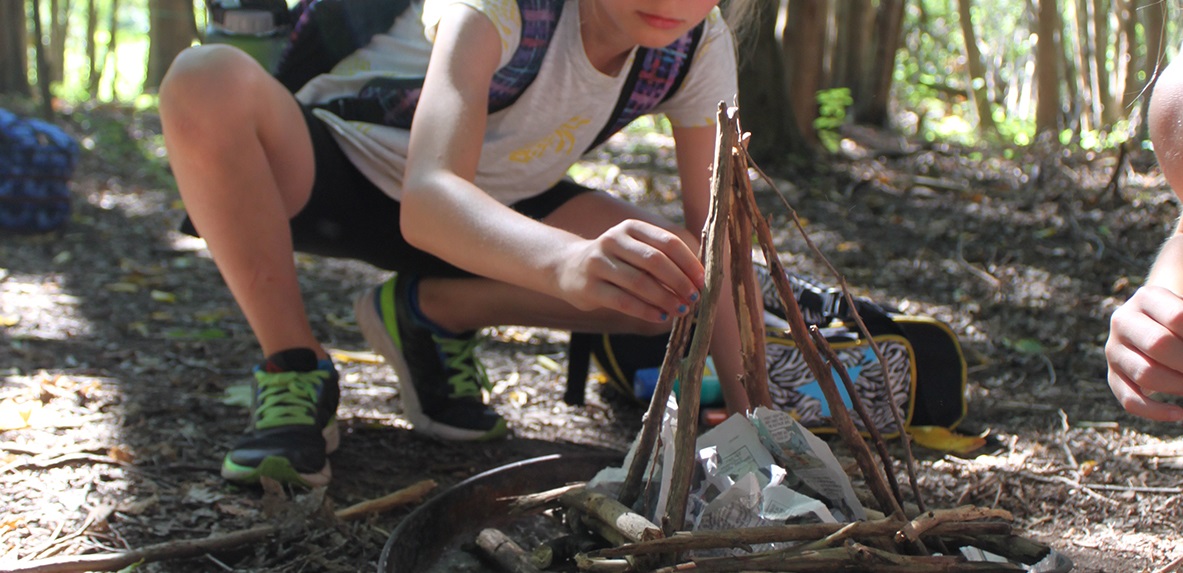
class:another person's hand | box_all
[555,220,703,323]
[1106,285,1183,421]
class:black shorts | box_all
[182,104,594,277]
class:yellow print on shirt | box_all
[509,116,592,163]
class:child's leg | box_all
[159,44,321,359]
[159,45,339,487]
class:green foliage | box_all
[813,87,852,153]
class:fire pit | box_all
[378,451,623,572]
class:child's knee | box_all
[160,45,266,114]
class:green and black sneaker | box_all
[221,348,340,487]
[354,274,507,441]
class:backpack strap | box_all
[586,21,705,152]
[311,0,562,127]
[274,0,413,92]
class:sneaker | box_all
[221,348,341,487]
[354,274,508,441]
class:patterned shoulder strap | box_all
[314,0,562,128]
[586,23,705,152]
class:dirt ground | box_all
[2,103,1183,572]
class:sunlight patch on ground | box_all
[0,274,92,341]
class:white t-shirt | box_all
[295,0,738,205]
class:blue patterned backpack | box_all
[0,109,79,233]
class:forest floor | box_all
[2,102,1183,572]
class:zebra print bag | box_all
[766,326,916,436]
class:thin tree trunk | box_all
[1093,0,1114,123]
[145,0,197,89]
[31,0,54,120]
[783,0,829,144]
[1035,0,1062,134]
[0,0,30,95]
[1135,0,1166,139]
[1118,0,1138,113]
[107,0,120,99]
[857,0,904,126]
[956,0,998,134]
[48,0,71,83]
[86,0,100,97]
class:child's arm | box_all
[401,5,700,323]
[673,123,753,414]
[1106,55,1183,422]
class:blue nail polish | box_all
[689,292,700,302]
[678,304,688,314]
[660,313,669,321]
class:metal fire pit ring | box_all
[378,450,624,573]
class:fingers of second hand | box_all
[617,225,701,306]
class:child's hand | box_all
[1106,285,1183,421]
[556,220,704,323]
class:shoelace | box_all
[435,334,490,399]
[253,370,328,429]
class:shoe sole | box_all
[221,420,340,488]
[354,286,507,442]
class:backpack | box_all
[0,109,79,233]
[208,0,704,151]
[565,263,969,437]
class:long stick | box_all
[663,103,736,535]
[742,148,927,512]
[589,512,1013,559]
[5,479,438,573]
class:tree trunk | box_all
[833,0,871,99]
[1076,0,1098,128]
[48,0,71,83]
[956,0,998,134]
[856,0,904,126]
[740,0,809,166]
[107,0,120,98]
[1093,0,1115,124]
[1117,0,1138,113]
[32,0,54,120]
[1035,0,1061,134]
[145,0,197,89]
[86,0,100,97]
[0,0,30,96]
[783,0,828,143]
[1135,0,1166,139]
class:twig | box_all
[743,187,906,523]
[1155,554,1183,573]
[742,147,928,514]
[505,482,586,515]
[561,487,662,546]
[4,479,437,573]
[810,328,905,509]
[728,150,773,409]
[588,519,1013,559]
[475,528,543,573]
[648,542,1024,573]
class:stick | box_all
[810,328,905,510]
[649,542,1024,573]
[475,528,543,573]
[728,151,773,409]
[742,147,928,513]
[746,203,905,523]
[588,509,1013,559]
[663,103,736,535]
[4,479,437,573]
[561,487,662,546]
